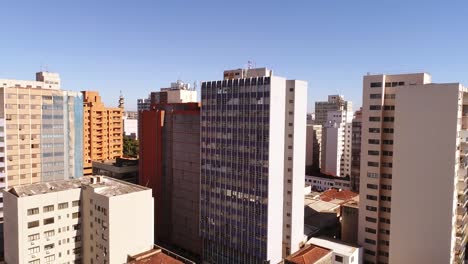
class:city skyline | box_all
[1,0,468,112]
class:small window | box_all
[43,217,54,225]
[28,221,39,229]
[27,208,39,216]
[370,82,382,88]
[335,255,344,262]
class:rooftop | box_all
[126,246,195,264]
[7,176,149,198]
[319,189,358,204]
[308,237,360,257]
[285,244,332,264]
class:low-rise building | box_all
[340,197,359,245]
[305,174,351,192]
[126,245,195,264]
[3,176,154,264]
[92,157,139,183]
[284,244,333,264]
[308,237,362,264]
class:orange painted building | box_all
[82,91,123,176]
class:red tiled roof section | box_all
[319,189,358,203]
[285,244,331,264]
[127,249,184,264]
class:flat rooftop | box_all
[7,176,149,198]
[308,237,359,257]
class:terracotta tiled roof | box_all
[319,189,358,203]
[285,244,332,264]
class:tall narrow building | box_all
[200,67,307,264]
[82,91,123,176]
[139,81,201,256]
[320,109,353,177]
[0,72,83,222]
[350,108,362,192]
[358,73,468,263]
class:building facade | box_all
[200,68,307,263]
[2,175,154,264]
[123,111,138,139]
[82,91,123,176]
[0,72,83,223]
[321,110,353,177]
[139,83,201,257]
[306,124,322,171]
[350,109,362,193]
[358,73,468,263]
[314,95,352,126]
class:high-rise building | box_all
[314,95,352,126]
[139,81,201,256]
[0,72,83,222]
[200,67,307,263]
[320,110,353,177]
[350,108,362,192]
[2,175,154,264]
[306,124,322,171]
[82,91,123,176]
[123,111,138,139]
[358,73,468,263]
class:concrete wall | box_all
[389,83,461,263]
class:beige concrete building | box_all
[3,175,154,264]
[82,91,123,176]
[358,73,468,263]
[314,95,352,126]
[0,72,83,223]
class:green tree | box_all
[123,136,139,157]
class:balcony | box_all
[457,179,468,195]
[462,116,468,130]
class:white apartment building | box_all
[123,111,138,139]
[358,73,468,263]
[305,174,351,192]
[200,67,306,264]
[321,110,353,177]
[3,175,154,264]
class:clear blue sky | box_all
[1,0,467,112]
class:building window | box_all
[366,205,377,212]
[45,255,55,262]
[383,140,393,145]
[380,207,391,213]
[27,208,39,216]
[381,162,392,168]
[369,117,380,122]
[383,105,395,110]
[44,230,55,238]
[369,128,380,133]
[335,255,344,262]
[44,243,55,250]
[365,238,376,245]
[369,105,382,110]
[366,217,377,223]
[367,172,378,178]
[368,150,379,156]
[366,195,378,201]
[382,184,392,190]
[368,139,380,145]
[383,128,394,134]
[43,217,54,225]
[370,82,382,88]
[72,212,81,219]
[381,173,392,179]
[368,161,379,167]
[379,229,390,235]
[367,184,378,189]
[382,151,393,156]
[370,94,382,99]
[365,227,376,234]
[28,246,40,254]
[72,200,80,207]
[380,217,391,224]
[365,249,376,256]
[28,233,40,242]
[58,202,69,210]
[383,117,394,122]
[384,94,396,99]
[43,205,54,213]
[28,221,40,229]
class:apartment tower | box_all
[351,108,362,192]
[358,73,468,263]
[2,175,154,264]
[314,95,352,126]
[139,81,201,256]
[82,91,123,176]
[0,72,83,222]
[320,109,353,177]
[200,67,307,263]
